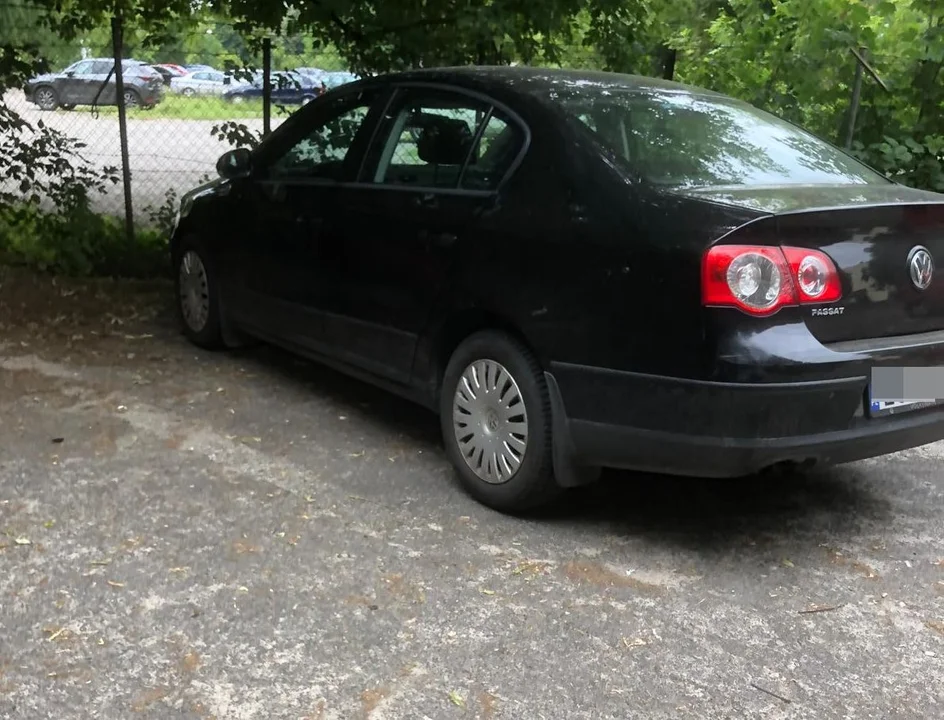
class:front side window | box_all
[69,61,95,75]
[372,91,523,190]
[267,91,376,181]
[541,85,889,189]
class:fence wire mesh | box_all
[1,2,354,228]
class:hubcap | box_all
[453,359,529,484]
[124,91,138,107]
[179,250,209,332]
[37,89,54,108]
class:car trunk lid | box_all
[683,184,944,344]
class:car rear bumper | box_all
[547,362,944,478]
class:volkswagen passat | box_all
[170,67,944,513]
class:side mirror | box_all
[216,148,252,179]
[65,71,75,78]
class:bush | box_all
[0,203,169,279]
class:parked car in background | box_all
[184,64,215,72]
[295,67,329,85]
[172,66,944,514]
[323,71,359,89]
[171,69,236,97]
[151,64,187,86]
[25,58,164,110]
[221,71,322,105]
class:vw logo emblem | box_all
[908,246,934,291]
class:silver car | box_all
[170,70,235,97]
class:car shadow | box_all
[224,340,894,549]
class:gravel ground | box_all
[1,268,943,719]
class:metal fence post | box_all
[844,47,867,150]
[111,14,134,243]
[262,38,272,137]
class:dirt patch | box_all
[927,620,944,637]
[131,686,169,712]
[479,690,498,718]
[179,651,201,674]
[361,686,389,716]
[824,546,880,579]
[562,561,665,594]
[383,573,425,604]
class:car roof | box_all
[359,65,727,100]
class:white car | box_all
[170,70,236,97]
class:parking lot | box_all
[4,91,279,218]
[1,268,943,718]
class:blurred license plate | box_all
[868,395,941,417]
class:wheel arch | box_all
[419,307,544,407]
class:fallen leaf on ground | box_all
[448,691,465,708]
[782,559,795,568]
[480,589,496,595]
[107,580,125,588]
[89,559,111,566]
[14,537,31,546]
[622,637,648,648]
[927,620,944,637]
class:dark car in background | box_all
[25,58,164,110]
[222,71,322,105]
[171,66,944,514]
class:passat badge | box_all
[908,246,933,291]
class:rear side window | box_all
[370,90,524,191]
[546,88,888,189]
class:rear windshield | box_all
[541,86,888,189]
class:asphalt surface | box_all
[1,268,944,719]
[3,91,282,219]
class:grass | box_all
[83,94,300,121]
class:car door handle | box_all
[413,192,439,209]
[296,215,323,232]
[419,229,457,249]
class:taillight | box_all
[780,246,842,303]
[702,244,842,316]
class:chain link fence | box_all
[1,2,355,232]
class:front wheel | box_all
[34,86,59,111]
[174,238,224,349]
[440,331,561,514]
[182,87,196,98]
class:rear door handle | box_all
[413,192,439,209]
[419,229,456,249]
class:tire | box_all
[182,88,196,98]
[60,103,76,111]
[34,86,58,111]
[122,89,141,108]
[174,237,225,350]
[440,330,562,514]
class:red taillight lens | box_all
[780,246,842,303]
[702,244,841,316]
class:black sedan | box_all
[170,66,944,514]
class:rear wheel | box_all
[122,89,141,108]
[175,237,224,350]
[182,87,196,98]
[34,86,58,111]
[60,103,76,111]
[440,331,561,514]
